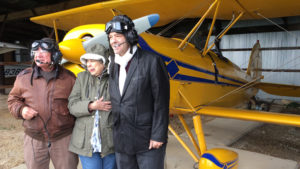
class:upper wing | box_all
[30,0,300,30]
[254,82,300,97]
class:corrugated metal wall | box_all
[219,31,300,101]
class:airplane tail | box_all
[247,41,300,97]
[246,40,262,80]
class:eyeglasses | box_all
[105,21,129,34]
[31,40,54,51]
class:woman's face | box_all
[86,59,105,76]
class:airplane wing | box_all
[173,106,300,127]
[254,82,300,97]
[30,0,300,30]
[0,42,27,54]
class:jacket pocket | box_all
[102,126,114,151]
[71,122,85,149]
[52,98,74,128]
[52,98,69,115]
[23,117,44,133]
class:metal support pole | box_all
[168,125,199,162]
[193,115,207,155]
[178,0,218,50]
[53,20,59,42]
[204,12,244,55]
[203,0,221,53]
[178,114,201,156]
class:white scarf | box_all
[114,45,137,95]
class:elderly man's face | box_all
[33,47,52,70]
[108,32,130,56]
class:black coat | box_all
[109,47,170,154]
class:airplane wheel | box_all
[247,101,252,110]
[247,97,256,110]
[260,102,271,111]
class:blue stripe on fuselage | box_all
[138,37,171,62]
[174,74,240,87]
[138,37,245,86]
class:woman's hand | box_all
[88,96,112,111]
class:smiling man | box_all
[105,15,170,169]
[7,38,78,169]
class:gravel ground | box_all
[0,95,24,169]
[230,106,300,162]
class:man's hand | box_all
[149,140,163,149]
[89,97,112,111]
[21,106,38,120]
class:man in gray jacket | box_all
[105,15,170,169]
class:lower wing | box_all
[173,106,300,127]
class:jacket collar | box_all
[33,65,65,80]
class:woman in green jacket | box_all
[68,44,116,169]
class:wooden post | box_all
[0,63,4,94]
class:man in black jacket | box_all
[105,15,170,169]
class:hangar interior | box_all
[0,0,102,91]
[0,0,299,102]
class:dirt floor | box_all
[0,94,24,169]
[230,123,300,162]
[230,105,300,162]
[1,93,300,168]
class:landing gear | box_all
[247,97,272,111]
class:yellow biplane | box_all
[31,0,300,168]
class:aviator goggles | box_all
[105,21,130,34]
[31,40,54,51]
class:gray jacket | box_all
[68,70,114,157]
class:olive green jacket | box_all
[68,70,114,157]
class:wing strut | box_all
[203,0,221,53]
[53,19,59,42]
[178,114,201,156]
[203,12,244,55]
[178,89,207,154]
[168,125,199,162]
[168,89,208,162]
[110,8,123,16]
[178,0,219,50]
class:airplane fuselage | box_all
[138,33,257,113]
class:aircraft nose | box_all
[59,39,85,64]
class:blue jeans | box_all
[79,153,117,169]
